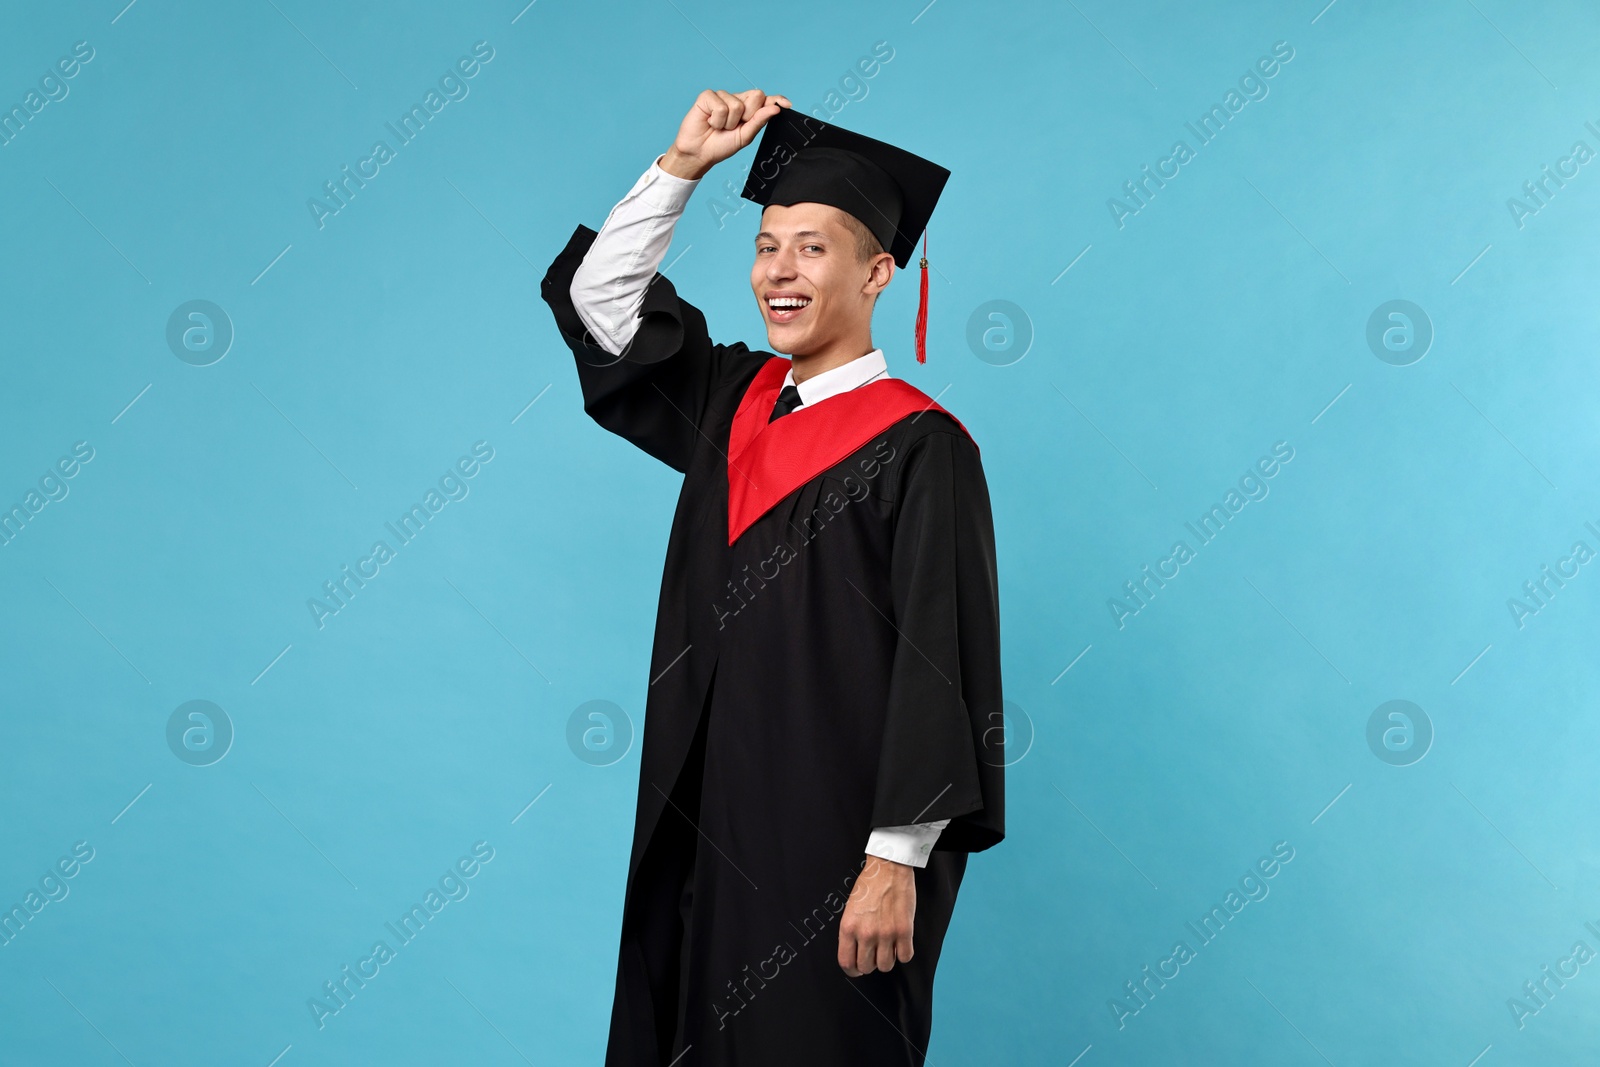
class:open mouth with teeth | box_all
[765,294,813,324]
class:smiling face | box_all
[751,202,894,359]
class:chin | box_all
[765,329,806,356]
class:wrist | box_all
[863,853,914,877]
[660,146,710,181]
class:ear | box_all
[862,252,895,298]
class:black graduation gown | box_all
[540,224,1004,1067]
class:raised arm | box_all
[541,90,791,472]
[567,161,699,357]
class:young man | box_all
[539,88,1003,1067]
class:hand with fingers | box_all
[837,854,917,978]
[661,89,792,181]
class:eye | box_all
[803,243,824,253]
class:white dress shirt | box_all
[570,157,950,868]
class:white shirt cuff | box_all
[636,156,699,211]
[864,819,951,868]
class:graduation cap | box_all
[740,108,950,363]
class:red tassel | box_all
[914,233,929,364]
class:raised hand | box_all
[661,89,791,181]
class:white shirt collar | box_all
[781,349,891,410]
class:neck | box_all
[789,332,875,385]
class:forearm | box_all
[569,156,698,356]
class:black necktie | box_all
[768,384,802,423]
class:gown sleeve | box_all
[868,424,1005,854]
[539,224,766,473]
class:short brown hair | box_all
[837,210,885,263]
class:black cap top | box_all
[740,109,950,269]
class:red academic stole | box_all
[725,357,972,545]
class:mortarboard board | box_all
[740,108,950,362]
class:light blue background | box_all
[2,1,1597,1063]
